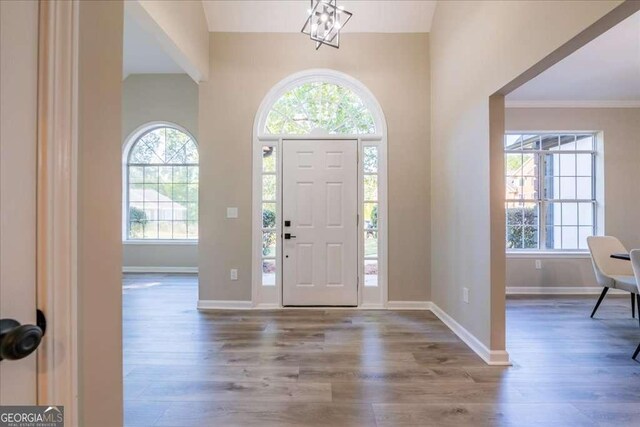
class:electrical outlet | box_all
[463,287,470,304]
[535,259,542,270]
[227,207,238,218]
[230,269,238,280]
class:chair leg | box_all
[633,342,640,360]
[590,287,609,318]
[633,293,636,319]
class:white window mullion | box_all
[505,132,599,252]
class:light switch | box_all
[226,207,238,218]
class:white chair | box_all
[587,236,638,320]
[629,250,640,360]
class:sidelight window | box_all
[363,145,379,286]
[261,145,277,285]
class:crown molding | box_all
[505,100,640,109]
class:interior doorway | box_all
[492,4,640,365]
[282,139,358,306]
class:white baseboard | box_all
[507,286,626,295]
[123,266,198,274]
[386,301,431,310]
[429,302,511,366]
[197,300,252,310]
[253,303,280,310]
[359,303,387,310]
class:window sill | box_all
[123,240,198,246]
[506,251,590,259]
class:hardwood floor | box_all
[123,274,640,426]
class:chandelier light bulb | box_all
[320,13,328,22]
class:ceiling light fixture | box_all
[301,0,352,50]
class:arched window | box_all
[124,124,198,240]
[264,82,376,135]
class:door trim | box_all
[37,0,79,423]
[251,69,388,308]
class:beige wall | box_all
[430,0,623,351]
[199,33,430,302]
[77,1,123,424]
[123,243,197,270]
[506,107,640,289]
[122,74,198,138]
[129,0,209,81]
[122,74,199,270]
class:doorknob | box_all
[0,311,46,361]
[284,233,296,240]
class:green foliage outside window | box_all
[263,209,276,229]
[265,82,375,135]
[130,206,148,225]
[262,208,276,256]
[127,126,198,239]
[370,204,378,229]
[506,207,537,249]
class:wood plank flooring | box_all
[123,274,640,426]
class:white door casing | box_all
[1,0,79,419]
[0,0,39,404]
[282,140,358,306]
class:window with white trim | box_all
[125,125,198,240]
[505,133,598,251]
[363,145,379,286]
[261,145,277,285]
[258,78,382,291]
[265,82,376,135]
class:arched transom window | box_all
[125,125,198,240]
[265,82,376,135]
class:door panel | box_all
[0,0,39,404]
[282,140,358,306]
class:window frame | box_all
[122,121,199,244]
[504,132,601,253]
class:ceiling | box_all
[202,0,437,33]
[123,10,184,78]
[124,1,436,76]
[507,11,640,103]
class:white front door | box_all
[282,140,358,306]
[0,0,39,404]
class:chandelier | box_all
[301,0,352,50]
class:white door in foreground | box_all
[282,140,358,306]
[0,0,39,404]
